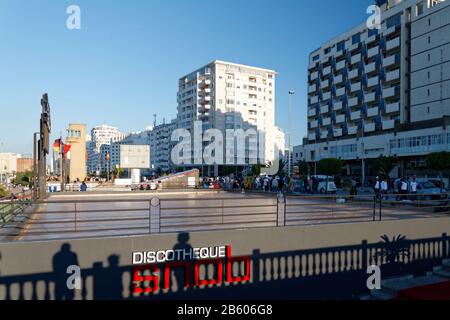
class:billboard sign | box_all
[120,145,150,169]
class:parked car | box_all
[313,175,337,194]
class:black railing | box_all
[0,193,448,240]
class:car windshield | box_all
[420,182,435,189]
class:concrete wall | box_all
[1,216,448,275]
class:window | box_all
[352,33,361,45]
[386,13,401,28]
[313,55,320,62]
[324,47,331,54]
[428,36,431,44]
[368,28,378,38]
[416,1,424,16]
[337,40,346,52]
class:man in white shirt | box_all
[381,178,388,200]
[400,177,408,201]
[410,176,418,201]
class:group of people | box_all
[373,175,420,201]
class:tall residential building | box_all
[177,60,277,175]
[88,125,127,173]
[149,119,177,173]
[303,0,450,177]
[91,125,127,153]
[66,124,87,182]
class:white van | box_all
[313,175,337,194]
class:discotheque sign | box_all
[132,245,251,294]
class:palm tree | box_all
[374,234,410,275]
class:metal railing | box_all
[0,192,448,240]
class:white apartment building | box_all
[149,119,177,173]
[303,0,450,177]
[88,125,127,174]
[177,60,277,176]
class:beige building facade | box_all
[66,124,87,182]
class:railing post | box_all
[74,202,77,232]
[373,196,376,221]
[379,195,382,221]
[148,200,152,234]
[150,197,161,234]
[443,233,448,259]
[252,249,260,284]
[361,240,368,271]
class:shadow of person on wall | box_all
[172,232,193,293]
[52,243,79,300]
[92,255,124,300]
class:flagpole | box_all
[60,132,65,192]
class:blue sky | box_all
[0,0,373,155]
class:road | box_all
[0,191,447,242]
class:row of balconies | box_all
[308,118,397,141]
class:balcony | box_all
[310,96,319,104]
[334,74,343,84]
[308,108,316,117]
[334,101,343,111]
[335,87,346,97]
[365,34,378,44]
[348,125,358,135]
[364,123,376,132]
[199,96,211,104]
[367,76,379,88]
[198,88,211,96]
[364,62,377,74]
[321,131,328,139]
[335,114,346,124]
[323,92,332,101]
[351,53,362,65]
[336,60,346,71]
[199,79,211,88]
[365,92,376,103]
[308,85,316,94]
[383,86,399,99]
[320,105,329,114]
[310,120,318,128]
[367,46,379,58]
[308,133,316,141]
[310,71,319,81]
[367,107,379,117]
[385,69,400,82]
[321,79,330,90]
[348,97,359,107]
[385,102,400,114]
[333,128,343,137]
[383,54,400,68]
[323,66,332,75]
[351,111,361,120]
[198,104,211,112]
[382,119,395,130]
[351,82,361,93]
[322,117,331,126]
[383,25,399,37]
[348,69,360,80]
[386,37,400,51]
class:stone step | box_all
[433,267,450,279]
[381,275,446,295]
[442,259,450,270]
[380,275,413,295]
[359,294,374,300]
[370,289,395,300]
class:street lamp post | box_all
[288,91,295,177]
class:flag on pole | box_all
[53,139,62,153]
[63,143,71,156]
